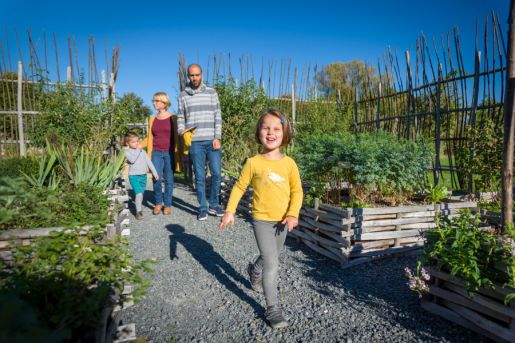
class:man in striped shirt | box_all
[177,64,224,221]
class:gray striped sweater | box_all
[177,84,222,142]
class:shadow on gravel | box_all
[284,237,486,343]
[166,224,264,315]
[172,197,200,216]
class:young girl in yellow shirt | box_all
[219,109,303,329]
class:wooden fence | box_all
[0,30,119,158]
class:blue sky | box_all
[0,0,508,111]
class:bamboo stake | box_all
[502,0,515,228]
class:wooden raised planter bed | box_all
[292,200,477,266]
[422,268,515,343]
[0,176,134,343]
[220,175,477,266]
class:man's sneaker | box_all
[265,305,288,329]
[247,264,263,293]
[197,210,208,221]
[208,206,225,217]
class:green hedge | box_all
[293,131,433,205]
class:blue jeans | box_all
[152,150,174,207]
[190,140,221,212]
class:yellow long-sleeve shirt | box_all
[226,154,303,221]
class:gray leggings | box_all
[252,219,288,307]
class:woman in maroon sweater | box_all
[141,92,180,215]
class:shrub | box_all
[0,178,109,230]
[0,156,39,179]
[424,211,515,301]
[0,227,152,341]
[293,131,432,205]
[214,78,273,172]
[30,86,107,148]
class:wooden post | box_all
[434,64,442,185]
[354,89,359,134]
[376,82,381,130]
[502,0,515,229]
[101,69,107,101]
[405,51,413,140]
[17,61,25,156]
[66,66,71,82]
[468,51,481,193]
[291,83,296,128]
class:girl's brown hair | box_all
[254,108,293,147]
[122,131,139,146]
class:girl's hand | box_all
[282,216,298,232]
[154,174,159,181]
[219,212,235,230]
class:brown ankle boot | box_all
[153,204,163,215]
[163,207,172,215]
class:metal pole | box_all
[17,61,25,156]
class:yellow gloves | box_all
[183,129,195,155]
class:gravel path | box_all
[123,182,489,343]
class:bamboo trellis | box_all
[0,29,120,157]
[354,13,506,192]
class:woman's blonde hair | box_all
[152,92,171,110]
[255,108,293,147]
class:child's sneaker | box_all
[208,206,224,217]
[265,305,288,329]
[247,264,263,293]
[135,212,144,220]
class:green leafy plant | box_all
[0,156,39,179]
[293,131,432,206]
[456,116,502,192]
[424,210,515,301]
[0,227,153,341]
[21,144,60,190]
[424,184,449,204]
[52,144,125,190]
[214,78,273,172]
[0,178,110,230]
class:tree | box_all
[116,92,151,121]
[316,61,378,99]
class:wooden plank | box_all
[303,217,345,233]
[352,239,394,250]
[350,244,422,258]
[303,238,346,264]
[445,301,515,343]
[318,229,352,245]
[341,257,372,269]
[357,229,421,240]
[301,207,343,221]
[421,301,504,343]
[299,227,348,249]
[352,204,435,215]
[443,282,515,320]
[402,222,437,230]
[427,268,515,303]
[439,201,477,210]
[429,284,511,323]
[360,216,434,228]
[319,203,351,218]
